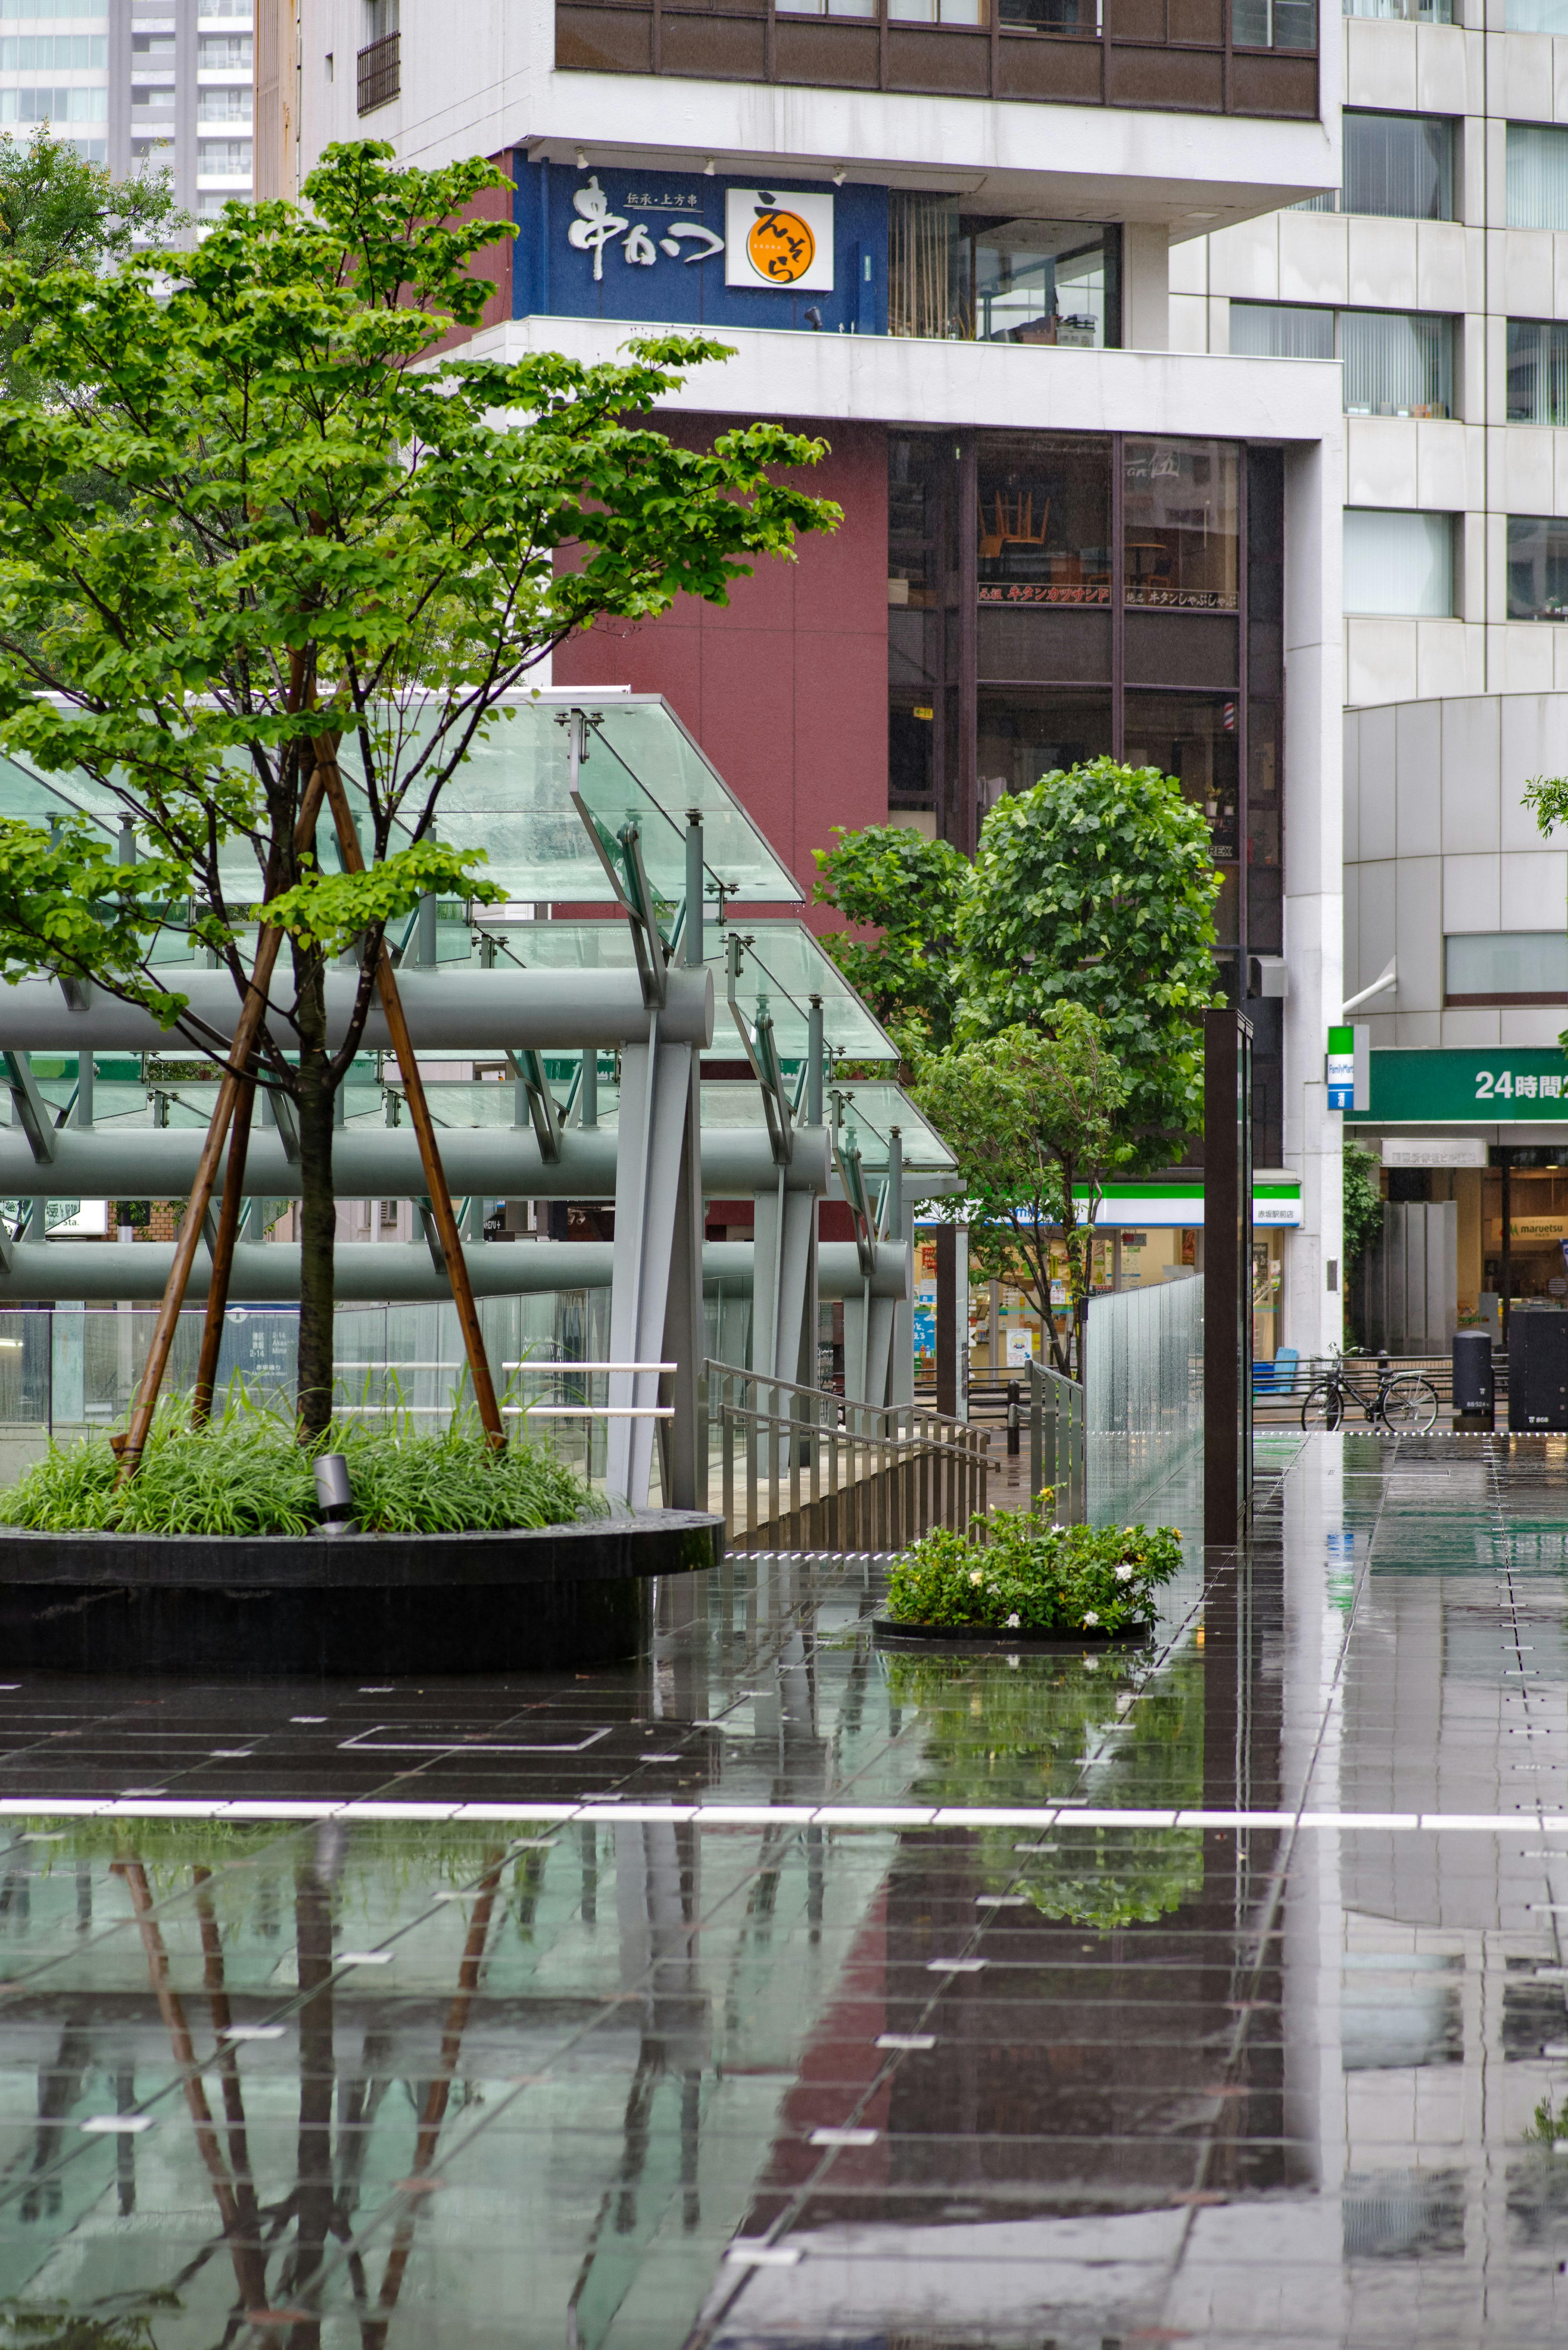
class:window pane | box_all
[977,432,1112,605]
[1123,439,1240,611]
[999,0,1098,25]
[960,219,1114,348]
[1507,123,1568,230]
[1507,515,1568,619]
[1123,691,1242,941]
[888,194,959,340]
[1229,301,1335,358]
[1507,0,1568,28]
[1343,508,1453,615]
[1507,319,1568,423]
[977,688,1113,809]
[1343,111,1452,219]
[1341,310,1452,416]
[1446,932,1568,1000]
[1344,0,1451,20]
[1232,0,1318,43]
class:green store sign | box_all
[1347,1048,1568,1124]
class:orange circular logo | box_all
[747,206,815,285]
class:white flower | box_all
[1006,1612,1021,1629]
[1007,1654,1020,1669]
[1115,1565,1134,1583]
[969,1569,984,1585]
[1082,1610,1100,1627]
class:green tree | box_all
[0,128,183,394]
[955,760,1222,1171]
[1342,1138,1384,1341]
[0,140,837,1437]
[913,1008,1127,1377]
[812,822,969,1048]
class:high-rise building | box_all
[0,0,254,222]
[274,0,1349,1362]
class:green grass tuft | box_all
[0,1389,599,1537]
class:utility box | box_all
[1452,1329,1494,1432]
[1506,1309,1568,1432]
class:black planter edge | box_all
[871,1615,1153,1652]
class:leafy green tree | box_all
[913,1007,1127,1377]
[1341,1138,1384,1342]
[0,128,183,394]
[812,823,969,1048]
[0,140,837,1436]
[956,760,1222,1171]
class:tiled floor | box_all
[4,1434,1568,2343]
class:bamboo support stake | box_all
[116,768,331,1475]
[318,761,506,1450]
[190,1077,254,1426]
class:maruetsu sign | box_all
[1345,1049,1568,1124]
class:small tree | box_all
[0,141,838,1437]
[812,823,969,1049]
[1342,1138,1384,1344]
[0,127,183,395]
[914,1007,1128,1379]
[956,760,1221,1169]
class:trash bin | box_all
[1453,1329,1494,1433]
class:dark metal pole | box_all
[935,1223,957,1418]
[1501,1146,1513,1349]
[1203,1006,1254,1550]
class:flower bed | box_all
[881,1506,1182,1640]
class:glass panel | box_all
[1507,515,1568,620]
[1507,319,1568,424]
[977,432,1112,605]
[1232,0,1317,43]
[1341,310,1452,416]
[1123,439,1240,611]
[1342,111,1452,219]
[887,0,990,22]
[1122,691,1241,941]
[1343,508,1453,616]
[959,220,1113,348]
[1344,0,1450,18]
[1229,301,1336,359]
[1508,123,1568,230]
[999,0,1100,23]
[1446,932,1568,999]
[977,686,1113,809]
[888,194,960,341]
[1508,0,1568,26]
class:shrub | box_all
[884,1505,1182,1638]
[0,1391,597,1536]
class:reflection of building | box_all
[288,0,1348,1365]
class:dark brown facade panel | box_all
[978,606,1113,682]
[1228,48,1318,112]
[1104,0,1168,43]
[659,11,768,72]
[1124,609,1238,688]
[1105,41,1224,106]
[1167,0,1223,42]
[775,16,880,83]
[555,3,653,70]
[995,33,1102,100]
[886,24,991,90]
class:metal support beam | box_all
[751,1183,817,1389]
[1,1051,58,1165]
[606,1034,697,1510]
[660,1055,704,1509]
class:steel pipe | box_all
[0,965,715,1052]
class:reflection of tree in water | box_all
[885,1643,1205,1929]
[0,2301,178,2349]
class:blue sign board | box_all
[512,158,888,337]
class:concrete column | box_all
[1121,224,1170,353]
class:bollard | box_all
[1452,1329,1494,1433]
[1006,1378,1020,1458]
[312,1453,359,1536]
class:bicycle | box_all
[1300,1346,1439,1434]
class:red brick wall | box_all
[553,415,889,921]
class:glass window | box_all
[1123,691,1242,941]
[1342,111,1453,220]
[1508,515,1568,620]
[1344,0,1450,18]
[1508,0,1568,27]
[1232,0,1317,45]
[978,433,1112,606]
[1507,320,1568,424]
[1341,310,1452,417]
[888,0,988,20]
[977,688,1113,808]
[1343,509,1453,616]
[1508,123,1568,230]
[1446,933,1568,1002]
[958,220,1116,349]
[1123,439,1240,612]
[998,0,1098,24]
[1229,302,1335,359]
[889,195,959,341]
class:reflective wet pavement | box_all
[5,1435,1568,2343]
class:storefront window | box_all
[1123,689,1241,941]
[1122,439,1240,610]
[888,198,1121,348]
[977,433,1112,606]
[978,687,1113,807]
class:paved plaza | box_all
[0,1435,1566,2343]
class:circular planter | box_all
[872,1615,1153,1654]
[0,1509,724,1677]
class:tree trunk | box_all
[294,942,335,1443]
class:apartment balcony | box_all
[356,29,399,112]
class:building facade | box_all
[268,0,1348,1359]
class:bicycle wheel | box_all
[1301,1381,1343,1431]
[1381,1375,1438,1434]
